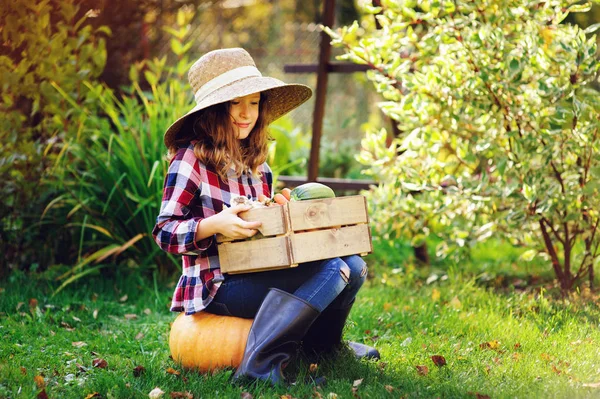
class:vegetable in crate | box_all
[290,182,335,201]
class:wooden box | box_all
[217,195,372,274]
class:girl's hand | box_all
[196,204,262,241]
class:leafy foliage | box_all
[328,0,600,291]
[0,0,109,276]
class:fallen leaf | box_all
[135,332,145,340]
[72,341,87,348]
[133,365,146,377]
[37,389,49,399]
[84,393,101,399]
[468,393,491,399]
[309,363,318,373]
[119,294,128,302]
[34,375,45,388]
[431,288,441,302]
[76,363,88,373]
[383,303,392,312]
[124,314,138,320]
[240,392,253,399]
[280,395,293,399]
[170,392,193,399]
[512,352,522,361]
[92,358,108,369]
[479,340,499,350]
[20,367,26,375]
[312,388,323,398]
[16,302,24,311]
[378,362,387,370]
[29,298,39,308]
[416,365,429,376]
[144,308,152,315]
[431,355,447,367]
[353,378,363,388]
[327,394,338,399]
[149,387,165,398]
[384,385,394,392]
[449,296,462,309]
[583,382,600,388]
[552,365,562,375]
[540,353,552,362]
[166,367,181,376]
[93,309,99,319]
[72,316,82,322]
[514,342,521,349]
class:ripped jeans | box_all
[205,255,367,319]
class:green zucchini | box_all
[290,182,335,201]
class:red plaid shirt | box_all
[152,144,272,314]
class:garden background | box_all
[2,0,600,398]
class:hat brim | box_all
[164,76,312,148]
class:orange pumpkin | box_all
[169,312,253,372]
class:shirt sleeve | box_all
[152,147,213,255]
[263,162,273,197]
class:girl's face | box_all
[229,93,260,140]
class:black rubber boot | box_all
[302,301,380,361]
[233,288,320,385]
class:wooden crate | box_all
[217,195,372,274]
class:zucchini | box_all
[290,182,335,201]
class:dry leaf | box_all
[583,382,600,388]
[240,392,253,399]
[479,340,499,350]
[29,298,39,308]
[93,309,99,319]
[352,379,363,388]
[124,314,138,320]
[84,393,101,399]
[280,395,293,399]
[72,316,81,322]
[431,355,447,367]
[327,394,338,399]
[144,308,152,315]
[92,358,108,369]
[309,363,318,373]
[170,392,193,399]
[383,303,392,312]
[76,363,88,373]
[20,367,27,375]
[119,295,128,302]
[166,367,181,376]
[431,288,441,302]
[133,365,146,377]
[514,342,521,349]
[540,353,552,361]
[135,332,145,340]
[416,365,429,376]
[37,389,49,399]
[149,387,165,398]
[469,393,491,399]
[551,365,562,375]
[512,352,522,361]
[34,375,45,388]
[449,296,462,309]
[312,389,323,399]
[72,341,87,348]
[384,385,394,393]
[16,302,24,311]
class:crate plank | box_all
[216,205,288,243]
[218,236,293,274]
[288,196,368,231]
[291,224,372,264]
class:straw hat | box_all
[163,48,312,148]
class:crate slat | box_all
[216,205,288,243]
[218,236,293,274]
[291,224,372,264]
[288,195,368,231]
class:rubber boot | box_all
[302,301,380,361]
[233,288,320,385]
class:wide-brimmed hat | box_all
[163,48,312,148]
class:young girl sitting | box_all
[152,48,379,385]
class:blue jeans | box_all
[206,255,368,318]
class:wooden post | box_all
[308,0,336,182]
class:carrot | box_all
[281,188,292,201]
[273,193,288,205]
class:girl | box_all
[152,48,378,385]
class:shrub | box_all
[328,0,600,291]
[0,0,109,276]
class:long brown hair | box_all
[169,93,270,181]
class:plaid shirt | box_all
[152,144,272,315]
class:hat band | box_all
[194,66,262,104]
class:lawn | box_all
[1,240,600,398]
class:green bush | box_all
[329,0,600,291]
[0,0,109,276]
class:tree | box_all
[327,0,600,291]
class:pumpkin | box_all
[169,312,253,372]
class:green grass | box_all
[1,245,600,399]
